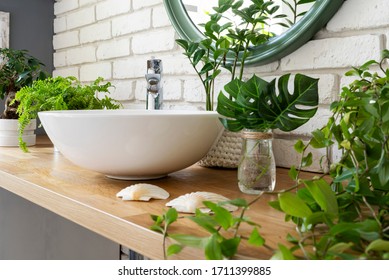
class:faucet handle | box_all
[147,58,162,74]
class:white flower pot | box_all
[0,119,36,147]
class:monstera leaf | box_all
[217,74,319,132]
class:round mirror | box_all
[164,0,344,65]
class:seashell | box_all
[166,191,238,213]
[116,183,170,201]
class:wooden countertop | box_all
[0,136,310,260]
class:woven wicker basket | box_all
[198,129,242,168]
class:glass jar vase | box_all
[238,129,276,194]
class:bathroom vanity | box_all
[0,136,303,260]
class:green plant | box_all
[151,198,266,260]
[151,51,389,260]
[15,76,121,151]
[176,0,285,110]
[272,49,389,259]
[281,0,316,28]
[0,48,48,119]
[216,73,319,132]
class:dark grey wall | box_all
[0,0,54,72]
[0,0,54,131]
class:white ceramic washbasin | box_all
[38,109,223,180]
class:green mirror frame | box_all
[163,0,344,65]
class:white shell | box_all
[166,191,238,213]
[116,183,170,201]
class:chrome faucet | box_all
[145,58,162,110]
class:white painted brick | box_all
[53,51,67,68]
[135,80,147,101]
[183,78,204,102]
[97,39,130,60]
[133,0,161,10]
[54,0,78,15]
[132,29,176,54]
[183,75,229,105]
[80,21,111,44]
[113,57,148,79]
[386,32,389,51]
[54,16,67,33]
[67,46,96,65]
[110,80,134,101]
[152,5,171,28]
[53,67,79,79]
[163,78,182,100]
[162,53,196,75]
[80,62,112,81]
[67,7,95,30]
[327,0,389,32]
[244,61,279,75]
[273,138,327,173]
[80,0,99,6]
[316,74,339,104]
[280,35,382,71]
[112,10,151,36]
[96,0,131,20]
[53,31,79,50]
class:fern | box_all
[15,76,121,151]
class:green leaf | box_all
[205,234,223,260]
[248,227,265,246]
[366,239,389,253]
[304,179,339,215]
[226,198,248,208]
[193,49,206,66]
[188,212,219,234]
[165,208,178,226]
[272,244,296,260]
[203,201,234,230]
[288,165,298,181]
[278,192,313,218]
[167,244,183,256]
[310,129,334,148]
[169,234,207,248]
[221,237,240,258]
[217,74,319,132]
[301,152,313,167]
[294,139,305,153]
[382,49,389,60]
[328,242,353,254]
[149,225,164,233]
[268,199,282,211]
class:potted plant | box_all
[151,50,389,260]
[176,0,313,168]
[15,76,121,152]
[0,48,48,146]
[216,73,319,194]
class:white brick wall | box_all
[52,0,389,169]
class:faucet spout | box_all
[145,58,162,110]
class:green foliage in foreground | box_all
[15,76,121,151]
[150,50,389,260]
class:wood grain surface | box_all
[0,136,315,259]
